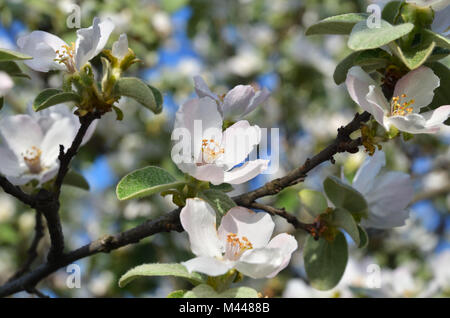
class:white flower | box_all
[194,76,270,120]
[180,198,298,279]
[111,33,129,61]
[0,106,95,186]
[17,17,114,73]
[172,96,269,185]
[406,0,449,11]
[344,151,414,229]
[0,71,13,96]
[346,66,450,134]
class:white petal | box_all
[182,256,231,277]
[366,85,389,127]
[432,6,450,35]
[0,115,44,158]
[0,147,24,176]
[174,97,223,164]
[243,87,270,117]
[218,121,261,170]
[393,66,440,111]
[422,105,450,128]
[218,207,274,249]
[112,33,128,60]
[346,67,387,126]
[385,113,439,134]
[180,198,223,258]
[265,233,298,278]
[0,71,13,96]
[75,17,114,70]
[17,31,67,72]
[222,85,255,119]
[179,163,225,185]
[235,248,283,279]
[38,165,59,185]
[40,117,78,168]
[222,159,269,184]
[82,119,98,146]
[352,151,386,195]
[193,76,219,101]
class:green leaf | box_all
[304,231,348,290]
[348,21,414,51]
[424,29,450,50]
[323,176,368,220]
[119,263,206,287]
[425,62,450,113]
[210,183,234,192]
[148,85,163,113]
[305,13,368,36]
[0,223,19,244]
[113,77,161,114]
[116,166,185,200]
[298,189,328,218]
[0,97,3,111]
[198,189,236,217]
[381,1,403,24]
[167,290,187,298]
[357,225,369,248]
[334,52,360,85]
[112,105,124,121]
[0,48,32,61]
[63,170,90,190]
[427,47,450,62]
[33,89,81,112]
[389,35,436,70]
[182,284,259,298]
[161,0,188,13]
[330,208,360,246]
[0,61,30,78]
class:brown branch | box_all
[0,111,371,297]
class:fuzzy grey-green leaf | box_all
[198,189,236,217]
[116,166,184,200]
[304,231,348,290]
[298,189,328,218]
[331,208,360,246]
[182,284,259,298]
[348,21,414,51]
[119,263,206,287]
[113,77,161,114]
[0,48,32,61]
[33,89,81,111]
[63,170,90,191]
[306,13,368,35]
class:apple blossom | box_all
[0,106,95,186]
[343,151,414,229]
[346,66,450,134]
[172,96,269,185]
[193,75,270,120]
[17,17,114,73]
[180,198,298,279]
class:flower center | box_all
[200,139,224,164]
[224,233,253,261]
[22,146,43,174]
[390,93,415,116]
[54,42,76,73]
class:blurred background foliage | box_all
[0,0,449,297]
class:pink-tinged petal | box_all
[17,31,67,72]
[222,159,269,184]
[222,85,255,118]
[243,88,270,117]
[352,151,386,195]
[180,198,223,258]
[362,171,413,229]
[0,147,24,177]
[193,76,219,101]
[235,248,283,279]
[346,67,387,126]
[218,121,261,170]
[75,17,114,70]
[112,33,128,60]
[0,115,44,158]
[178,163,225,185]
[393,66,440,111]
[0,71,13,96]
[174,97,223,163]
[40,118,78,168]
[366,85,389,127]
[218,207,274,249]
[422,105,450,127]
[265,233,298,278]
[182,256,231,276]
[385,113,439,134]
